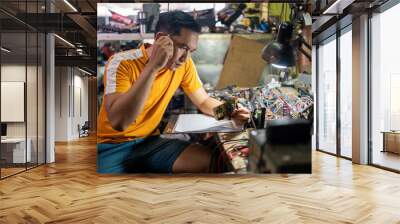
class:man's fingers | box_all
[162,45,174,57]
[165,37,173,46]
[232,108,250,116]
[154,38,167,47]
[235,114,250,120]
[236,108,249,114]
[159,39,173,47]
[156,35,169,42]
[155,38,168,47]
[156,36,173,47]
[165,44,173,51]
[231,111,249,120]
[156,38,174,56]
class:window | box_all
[370,2,400,171]
[339,28,352,158]
[0,1,47,179]
[317,36,337,154]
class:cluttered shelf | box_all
[97,3,287,37]
[97,33,154,41]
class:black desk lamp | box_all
[261,3,312,69]
[261,22,296,69]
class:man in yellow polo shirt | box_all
[98,11,250,173]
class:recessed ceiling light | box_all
[63,0,78,12]
[323,0,354,15]
[54,34,75,48]
[1,47,11,53]
[78,67,92,76]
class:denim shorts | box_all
[97,136,190,174]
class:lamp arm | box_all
[299,35,312,50]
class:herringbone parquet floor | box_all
[1,136,400,224]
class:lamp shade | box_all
[261,22,296,68]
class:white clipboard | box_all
[163,114,243,134]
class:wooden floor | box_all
[1,167,26,178]
[1,163,44,178]
[373,151,400,171]
[1,136,400,224]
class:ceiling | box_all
[0,0,97,73]
[1,32,45,64]
[312,0,390,43]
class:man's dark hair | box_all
[155,11,201,36]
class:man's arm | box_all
[105,36,173,131]
[186,87,223,116]
[105,65,158,131]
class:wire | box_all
[250,114,257,128]
[214,138,249,172]
[226,144,247,155]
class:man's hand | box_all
[148,35,174,71]
[231,106,251,128]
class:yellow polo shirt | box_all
[97,44,203,143]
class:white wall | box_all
[72,73,89,138]
[55,67,89,141]
[55,67,69,141]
